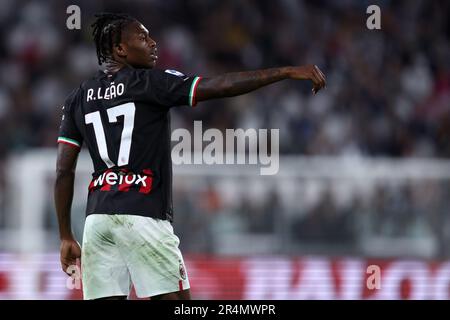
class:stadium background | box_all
[0,0,449,299]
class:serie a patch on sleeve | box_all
[164,69,186,78]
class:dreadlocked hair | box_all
[91,13,137,65]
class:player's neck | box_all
[104,59,129,74]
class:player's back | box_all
[57,66,201,221]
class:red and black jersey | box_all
[57,66,201,222]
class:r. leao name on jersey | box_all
[86,82,125,102]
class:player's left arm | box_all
[195,65,326,103]
[144,65,325,108]
[54,143,81,274]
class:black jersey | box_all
[57,67,201,222]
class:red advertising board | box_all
[0,254,449,300]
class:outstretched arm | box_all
[196,65,326,102]
[54,143,81,274]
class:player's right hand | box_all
[289,65,326,94]
[60,238,81,275]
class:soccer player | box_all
[54,13,326,300]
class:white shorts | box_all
[81,214,190,300]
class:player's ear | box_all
[114,43,127,59]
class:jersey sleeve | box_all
[57,89,83,149]
[136,69,202,108]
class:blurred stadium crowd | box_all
[0,0,449,257]
[1,0,449,156]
